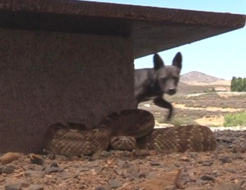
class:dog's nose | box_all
[168,89,176,95]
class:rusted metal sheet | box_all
[0,0,245,58]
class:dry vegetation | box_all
[139,83,246,127]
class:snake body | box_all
[44,109,217,157]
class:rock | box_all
[50,162,59,168]
[55,155,67,161]
[235,153,244,160]
[2,165,16,174]
[29,154,44,166]
[5,179,29,187]
[114,169,123,175]
[92,167,102,174]
[29,184,44,190]
[0,152,23,165]
[233,146,246,153]
[200,175,215,182]
[91,160,100,167]
[150,161,160,166]
[137,169,182,190]
[180,156,190,162]
[4,179,29,190]
[24,164,44,172]
[0,165,4,173]
[70,156,80,161]
[25,170,45,178]
[117,159,126,168]
[132,150,152,157]
[45,167,60,174]
[100,151,112,157]
[123,164,140,179]
[202,160,214,166]
[95,187,110,190]
[188,170,197,181]
[32,165,45,171]
[79,167,91,172]
[219,156,232,164]
[147,171,156,179]
[59,171,68,180]
[226,168,237,174]
[4,183,23,190]
[217,182,246,190]
[189,152,198,160]
[108,179,123,189]
[47,154,56,160]
[138,171,147,178]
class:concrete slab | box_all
[0,0,245,58]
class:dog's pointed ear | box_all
[172,52,182,70]
[153,53,164,70]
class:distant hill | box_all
[180,71,230,86]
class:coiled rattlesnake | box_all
[44,109,217,157]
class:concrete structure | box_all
[0,0,245,153]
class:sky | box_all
[87,0,246,80]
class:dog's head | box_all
[153,52,182,95]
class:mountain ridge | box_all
[180,71,231,86]
[177,71,231,93]
[180,71,225,84]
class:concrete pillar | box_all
[0,28,135,153]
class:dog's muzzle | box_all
[167,89,176,95]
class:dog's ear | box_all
[172,52,182,70]
[153,53,164,70]
[173,52,182,70]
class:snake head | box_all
[110,136,136,151]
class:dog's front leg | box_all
[153,96,173,121]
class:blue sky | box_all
[88,0,246,80]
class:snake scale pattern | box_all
[44,109,217,157]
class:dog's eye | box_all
[161,78,167,82]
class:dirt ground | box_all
[164,92,246,127]
[1,129,246,190]
[172,103,242,126]
[195,116,224,126]
[173,103,243,113]
[1,92,246,190]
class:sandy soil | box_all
[195,116,224,126]
[173,103,243,113]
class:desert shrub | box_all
[156,118,166,124]
[223,111,246,127]
[170,117,197,126]
[210,124,223,128]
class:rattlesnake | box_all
[44,109,217,157]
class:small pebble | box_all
[2,165,16,174]
[29,184,44,190]
[108,179,123,189]
[50,162,59,168]
[150,161,160,166]
[45,167,60,174]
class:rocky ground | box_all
[1,128,246,190]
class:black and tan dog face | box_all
[154,52,182,95]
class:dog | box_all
[134,52,182,120]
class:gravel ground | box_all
[1,127,246,190]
